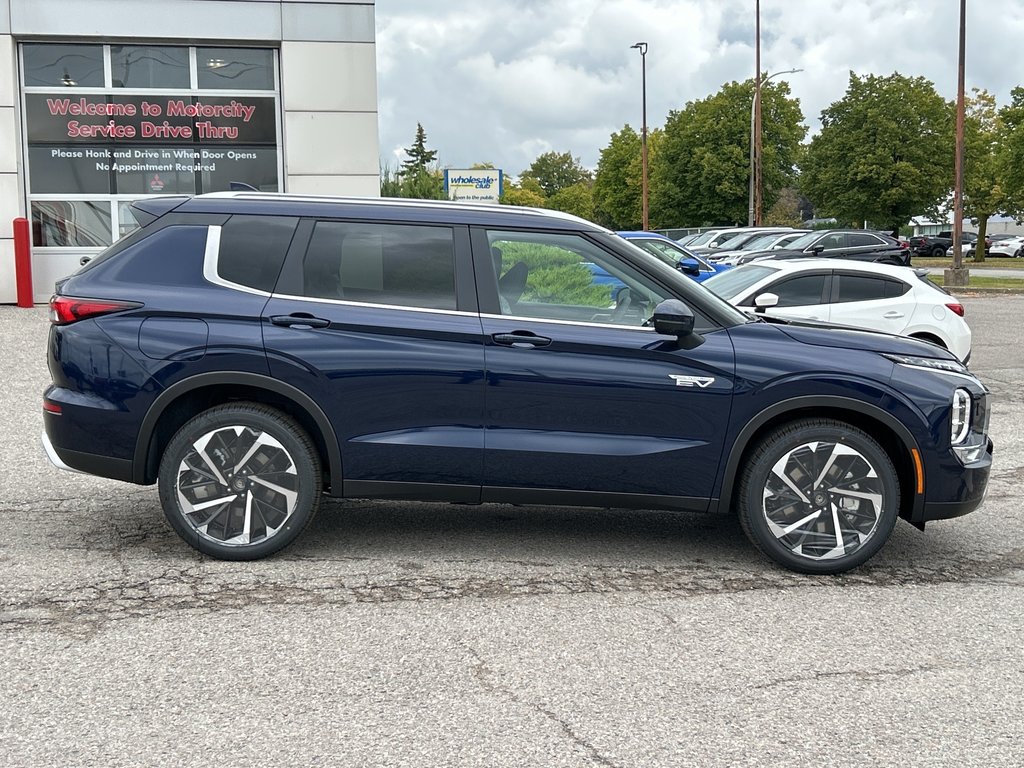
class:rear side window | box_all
[835,274,909,303]
[218,215,297,293]
[301,221,456,310]
[92,226,210,286]
[848,233,882,247]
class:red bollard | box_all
[13,217,33,307]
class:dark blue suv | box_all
[42,194,993,573]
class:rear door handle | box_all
[883,311,905,319]
[492,331,552,348]
[270,313,331,329]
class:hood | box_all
[761,316,958,360]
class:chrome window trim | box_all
[480,312,657,333]
[268,292,472,317]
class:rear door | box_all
[262,218,485,499]
[827,271,914,335]
[473,227,736,506]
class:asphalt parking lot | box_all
[1,298,1022,767]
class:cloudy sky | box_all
[375,0,1024,179]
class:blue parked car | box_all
[42,194,992,573]
[617,231,733,283]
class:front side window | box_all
[301,222,457,310]
[486,231,670,327]
[816,233,846,251]
[770,274,828,307]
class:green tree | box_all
[801,72,953,233]
[592,125,643,229]
[548,182,595,221]
[520,151,593,197]
[999,87,1024,224]
[764,187,804,227]
[400,122,438,176]
[389,123,445,200]
[501,176,547,207]
[652,78,806,228]
[961,90,1010,263]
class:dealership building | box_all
[0,0,379,304]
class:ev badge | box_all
[670,375,715,388]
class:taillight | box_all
[49,295,140,325]
[43,400,62,414]
[946,302,965,317]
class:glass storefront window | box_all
[31,202,113,247]
[23,43,280,249]
[23,44,104,88]
[118,202,143,238]
[197,47,275,90]
[111,45,189,89]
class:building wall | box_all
[0,0,379,304]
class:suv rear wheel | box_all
[737,418,899,574]
[158,403,322,560]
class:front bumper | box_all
[920,437,993,521]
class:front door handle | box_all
[492,331,552,348]
[270,313,331,329]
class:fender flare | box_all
[132,371,343,491]
[713,394,923,518]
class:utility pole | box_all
[753,0,763,225]
[631,42,649,230]
[946,0,969,288]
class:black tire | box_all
[736,418,899,574]
[158,402,322,560]
[931,245,946,258]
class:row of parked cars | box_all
[679,226,911,267]
[42,195,990,575]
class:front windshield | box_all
[703,263,781,300]
[687,230,721,247]
[783,231,822,250]
[715,233,753,250]
[629,237,700,267]
[743,233,782,251]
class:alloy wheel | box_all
[174,425,299,546]
[761,440,884,561]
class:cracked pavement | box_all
[1,299,1022,767]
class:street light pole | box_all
[747,68,801,226]
[631,41,649,231]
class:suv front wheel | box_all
[158,403,322,560]
[737,419,899,574]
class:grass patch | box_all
[927,275,1024,290]
[913,256,1024,269]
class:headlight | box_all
[951,388,971,445]
[883,354,970,376]
[950,387,989,464]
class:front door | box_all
[474,228,736,507]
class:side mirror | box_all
[652,299,695,337]
[677,258,701,276]
[810,244,825,254]
[753,292,779,313]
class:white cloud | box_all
[375,0,1022,175]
